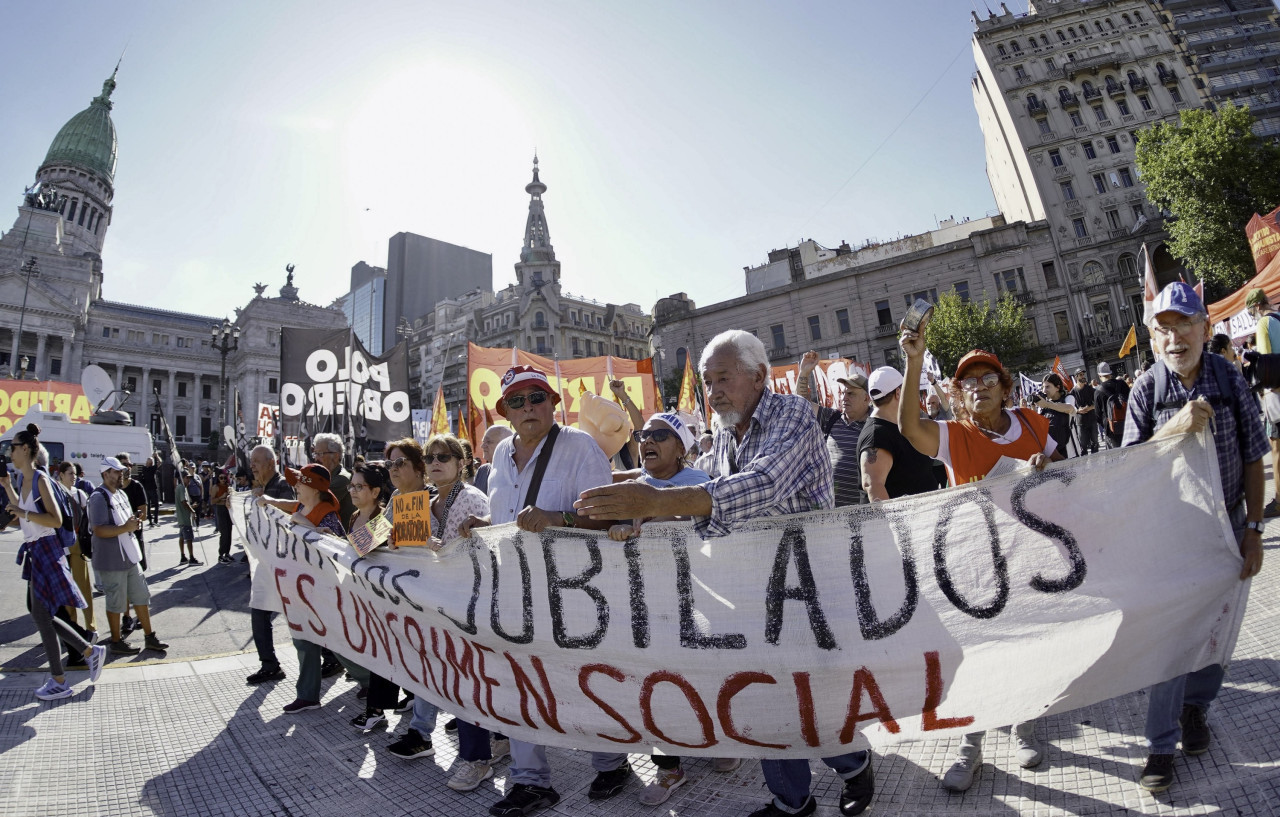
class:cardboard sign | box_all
[348,513,393,556]
[391,491,432,547]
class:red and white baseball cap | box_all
[496,365,562,418]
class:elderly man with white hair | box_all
[244,444,295,685]
[576,329,874,817]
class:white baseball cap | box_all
[100,456,127,473]
[644,412,696,451]
[867,367,905,399]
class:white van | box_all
[0,405,154,486]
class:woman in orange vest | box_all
[897,317,1065,792]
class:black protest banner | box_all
[279,328,411,443]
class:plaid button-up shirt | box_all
[1122,353,1268,511]
[694,390,834,538]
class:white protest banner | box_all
[257,403,278,439]
[411,409,429,446]
[233,430,1247,758]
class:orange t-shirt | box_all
[937,408,1053,485]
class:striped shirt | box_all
[817,406,867,506]
[694,390,834,538]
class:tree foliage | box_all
[925,291,1043,374]
[1135,104,1280,299]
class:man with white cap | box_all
[88,457,168,655]
[1123,281,1267,792]
[857,367,939,501]
[458,365,628,816]
[1093,361,1130,449]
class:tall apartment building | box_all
[1163,0,1280,139]
[971,0,1205,372]
[338,261,386,355]
[382,232,492,353]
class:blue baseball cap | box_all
[1150,281,1206,319]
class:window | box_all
[1139,94,1152,111]
[1118,253,1139,280]
[177,381,188,398]
[268,377,278,394]
[1057,30,1066,42]
[1068,27,1077,38]
[153,378,162,394]
[1106,18,1115,30]
[534,311,546,329]
[1106,209,1123,230]
[1041,34,1050,47]
[1054,311,1072,343]
[202,383,212,400]
[1010,41,1021,53]
[1122,14,1131,25]
[808,315,822,341]
[1049,149,1063,167]
[50,357,61,377]
[1092,105,1107,122]
[954,281,971,303]
[884,348,903,368]
[1132,203,1145,221]
[176,415,187,438]
[1073,217,1089,238]
[126,376,137,392]
[995,269,1019,293]
[1015,64,1028,81]
[1133,10,1143,22]
[770,324,786,350]
[1093,301,1114,333]
[200,416,212,440]
[875,300,892,327]
[102,327,110,338]
[1107,135,1121,153]
[904,289,938,308]
[1093,173,1107,194]
[536,337,548,354]
[1119,167,1134,187]
[997,44,1007,57]
[1060,180,1076,201]
[1045,57,1056,70]
[152,332,160,344]
[1083,141,1097,159]
[1042,261,1061,289]
[1070,110,1084,127]
[1116,99,1130,116]
[835,308,851,334]
[572,337,580,355]
[598,341,606,355]
[1169,87,1182,104]
[1039,118,1052,135]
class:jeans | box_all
[1144,504,1241,754]
[458,721,492,763]
[251,608,278,669]
[294,638,323,702]
[508,739,625,788]
[409,697,439,735]
[761,751,870,811]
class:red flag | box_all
[469,401,483,443]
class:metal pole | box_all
[11,258,37,378]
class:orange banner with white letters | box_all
[466,343,658,437]
[0,380,92,435]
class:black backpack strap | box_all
[819,407,840,437]
[522,424,561,510]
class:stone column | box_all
[194,373,203,443]
[34,333,47,380]
[115,363,124,390]
[8,330,19,378]
[60,335,71,382]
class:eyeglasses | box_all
[424,453,455,464]
[387,457,409,469]
[1151,318,1204,338]
[959,372,1002,392]
[504,390,550,411]
[349,482,369,492]
[633,429,676,444]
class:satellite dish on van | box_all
[81,365,117,412]
[223,425,236,446]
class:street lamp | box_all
[211,319,240,454]
[10,256,39,378]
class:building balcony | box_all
[1084,329,1128,351]
[1028,98,1050,117]
[1062,53,1125,80]
[874,323,898,338]
[1129,76,1151,91]
[1083,86,1103,101]
[1064,200,1084,215]
[768,345,793,362]
[1106,81,1127,98]
[1013,291,1036,306]
[1054,164,1073,178]
[1059,92,1081,110]
[1158,69,1179,85]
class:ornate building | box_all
[0,70,345,458]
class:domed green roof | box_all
[42,73,118,183]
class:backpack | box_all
[77,486,105,559]
[28,470,77,549]
[1150,357,1234,424]
[1104,388,1128,436]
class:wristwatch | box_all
[1246,520,1265,533]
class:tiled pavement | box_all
[0,532,1278,815]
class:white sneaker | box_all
[87,644,108,684]
[35,678,74,701]
[638,766,687,806]
[490,737,510,762]
[942,743,982,792]
[1014,721,1044,768]
[447,759,493,792]
[711,757,742,773]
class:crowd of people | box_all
[3,278,1266,815]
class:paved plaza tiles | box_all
[0,522,1278,816]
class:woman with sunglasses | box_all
[211,470,234,564]
[898,323,1061,793]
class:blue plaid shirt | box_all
[694,390,835,538]
[1122,354,1268,510]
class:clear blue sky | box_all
[0,0,1012,320]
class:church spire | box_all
[520,153,554,264]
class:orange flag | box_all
[469,401,484,442]
[676,352,697,415]
[429,385,450,436]
[1119,324,1138,358]
[1052,355,1069,382]
[456,408,471,444]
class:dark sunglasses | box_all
[504,391,550,410]
[424,453,455,464]
[633,428,676,444]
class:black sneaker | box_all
[246,666,286,684]
[352,710,386,732]
[387,729,434,759]
[395,693,414,712]
[320,658,343,678]
[840,756,875,816]
[109,639,140,655]
[748,796,816,817]
[444,717,459,733]
[1180,704,1211,755]
[1139,753,1175,792]
[489,784,560,816]
[144,632,169,652]
[120,616,136,636]
[587,762,633,801]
